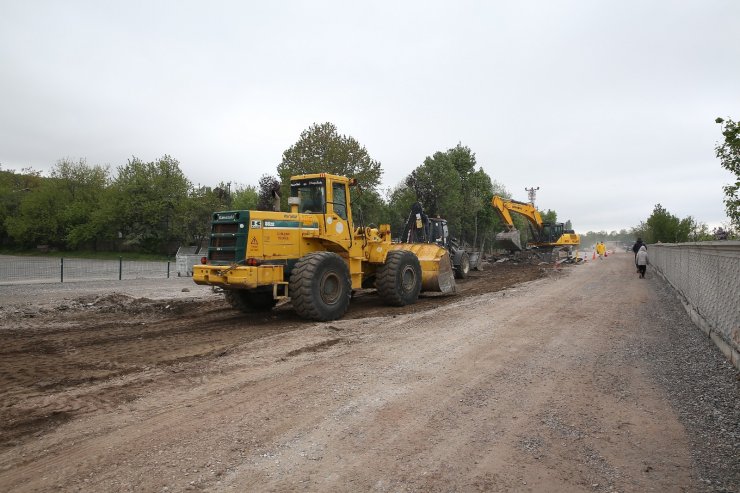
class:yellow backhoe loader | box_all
[193,173,455,321]
[491,196,580,256]
[400,202,482,279]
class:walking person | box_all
[596,241,606,259]
[636,245,648,278]
[632,238,645,272]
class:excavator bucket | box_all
[494,230,523,251]
[390,243,456,294]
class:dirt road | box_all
[0,254,737,492]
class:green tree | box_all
[541,209,557,224]
[448,145,491,246]
[688,221,712,241]
[384,183,418,237]
[51,159,110,248]
[5,160,109,249]
[256,174,281,211]
[277,122,383,208]
[631,223,647,243]
[183,182,236,248]
[349,187,388,228]
[715,117,740,228]
[405,143,500,247]
[464,170,502,249]
[406,151,463,227]
[644,204,683,243]
[232,184,258,210]
[107,155,191,253]
[0,167,43,247]
[676,216,697,243]
[5,180,64,248]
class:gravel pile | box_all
[640,277,739,493]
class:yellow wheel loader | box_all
[193,173,455,321]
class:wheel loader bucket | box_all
[494,230,523,251]
[390,243,456,294]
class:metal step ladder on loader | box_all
[490,195,580,261]
[193,173,456,321]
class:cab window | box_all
[332,183,348,220]
[291,179,326,214]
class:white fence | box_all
[650,241,740,368]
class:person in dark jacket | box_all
[632,238,645,272]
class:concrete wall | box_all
[649,241,740,368]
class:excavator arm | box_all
[491,196,544,230]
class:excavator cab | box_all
[539,223,564,243]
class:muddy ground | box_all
[0,255,737,492]
[0,260,543,450]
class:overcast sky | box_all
[1,1,739,233]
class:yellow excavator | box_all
[193,173,455,321]
[491,196,580,255]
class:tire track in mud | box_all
[0,262,546,451]
[0,301,308,449]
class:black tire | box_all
[289,252,352,321]
[454,252,470,279]
[224,289,277,313]
[376,250,422,307]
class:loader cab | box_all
[289,174,354,250]
[428,217,450,248]
[289,175,351,221]
[291,178,326,214]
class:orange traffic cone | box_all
[592,251,596,260]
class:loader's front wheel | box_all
[290,252,351,321]
[224,289,277,313]
[376,250,422,307]
[454,252,470,279]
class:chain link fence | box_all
[650,241,740,369]
[0,255,173,285]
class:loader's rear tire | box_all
[290,252,351,321]
[376,250,422,307]
[454,252,470,279]
[224,289,277,313]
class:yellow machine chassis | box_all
[194,264,285,290]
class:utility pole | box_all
[525,186,539,206]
